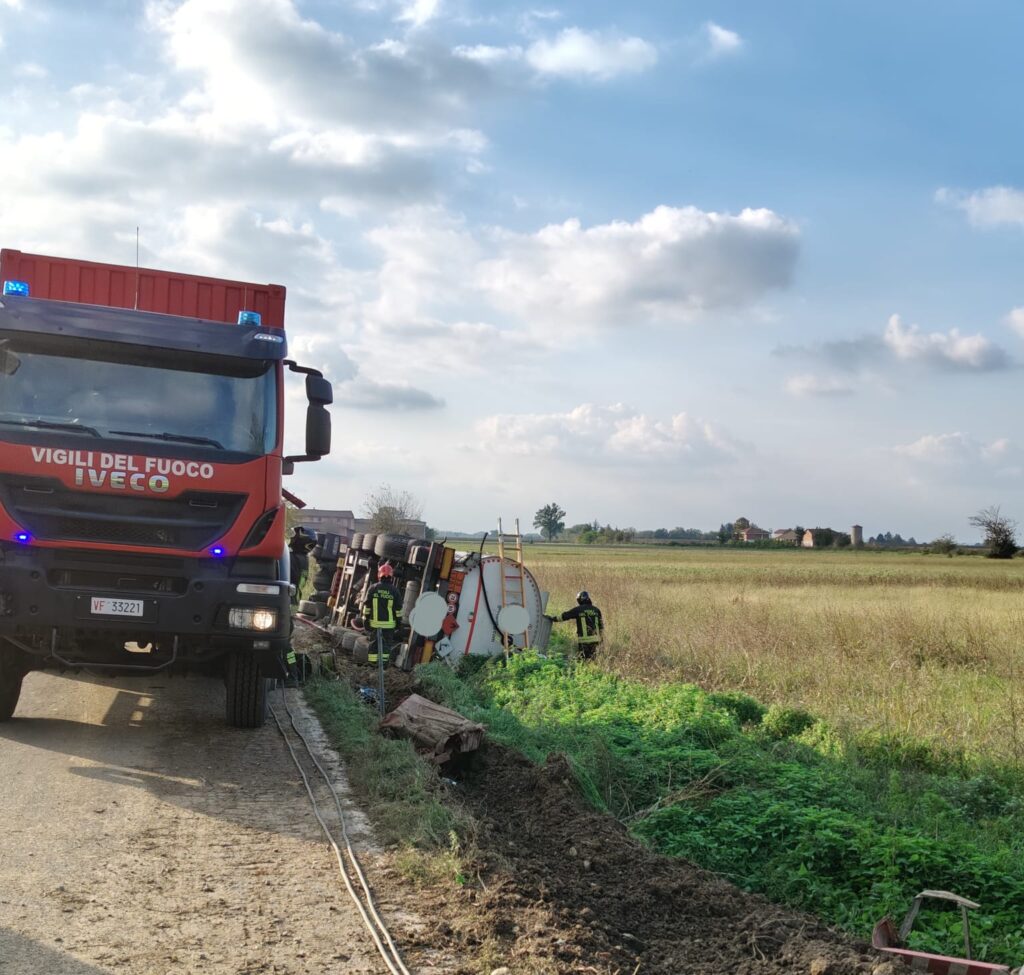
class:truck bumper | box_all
[0,544,291,670]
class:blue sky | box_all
[2,0,1023,539]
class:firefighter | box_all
[554,591,604,661]
[363,562,403,666]
[285,526,317,685]
[288,526,317,607]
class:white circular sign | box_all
[409,592,448,637]
[497,604,530,636]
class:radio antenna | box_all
[133,226,141,310]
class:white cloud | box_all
[525,28,657,80]
[396,0,440,28]
[474,403,739,466]
[479,205,799,328]
[14,61,46,79]
[936,186,1024,227]
[894,433,1022,475]
[784,373,855,397]
[149,0,493,135]
[1005,307,1024,337]
[335,376,445,411]
[704,22,743,59]
[883,314,1009,371]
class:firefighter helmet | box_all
[576,590,591,605]
[378,562,395,579]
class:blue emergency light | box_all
[14,531,31,544]
[2,280,30,297]
[210,545,226,558]
[237,310,261,326]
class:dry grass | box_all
[517,544,1024,766]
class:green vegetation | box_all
[418,652,1024,965]
[303,679,462,849]
[503,544,1024,766]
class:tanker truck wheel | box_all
[0,654,28,722]
[225,652,267,729]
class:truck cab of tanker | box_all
[0,250,332,727]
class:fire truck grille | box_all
[0,474,246,551]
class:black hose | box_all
[476,531,501,632]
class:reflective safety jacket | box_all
[559,604,604,643]
[363,581,403,630]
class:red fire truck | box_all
[0,249,332,727]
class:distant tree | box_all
[733,516,751,541]
[794,525,805,538]
[969,505,1018,559]
[567,522,594,536]
[930,533,957,556]
[363,483,424,534]
[717,522,733,545]
[534,502,567,541]
[654,528,669,539]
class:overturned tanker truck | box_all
[301,525,552,668]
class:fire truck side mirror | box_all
[284,360,332,470]
[305,402,331,458]
[306,374,333,405]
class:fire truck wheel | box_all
[353,636,370,665]
[0,655,27,722]
[375,533,412,561]
[298,599,319,617]
[225,653,267,728]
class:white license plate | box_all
[90,597,144,618]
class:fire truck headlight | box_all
[229,607,278,631]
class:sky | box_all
[2,0,1024,540]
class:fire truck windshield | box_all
[0,333,277,456]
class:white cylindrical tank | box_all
[434,555,547,663]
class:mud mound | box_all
[447,743,880,974]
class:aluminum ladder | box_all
[496,517,530,656]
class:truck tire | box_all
[225,653,267,728]
[350,532,364,552]
[312,572,334,591]
[341,631,360,652]
[309,591,329,604]
[360,533,377,553]
[375,533,412,561]
[353,635,370,665]
[313,601,330,620]
[298,599,319,617]
[0,655,27,722]
[407,544,429,568]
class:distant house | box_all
[773,529,801,545]
[741,526,770,542]
[802,529,816,548]
[352,516,428,538]
[300,508,355,540]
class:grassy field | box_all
[509,544,1024,768]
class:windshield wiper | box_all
[0,418,101,437]
[109,430,225,449]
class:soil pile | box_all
[442,743,881,974]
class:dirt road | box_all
[0,671,387,975]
